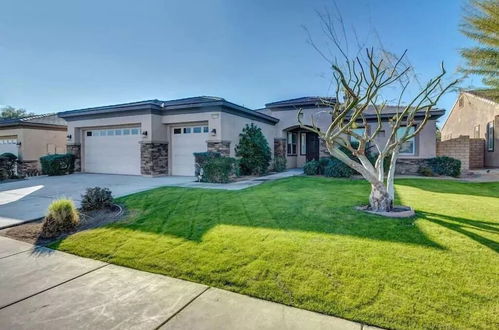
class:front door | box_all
[306,133,319,161]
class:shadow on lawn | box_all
[68,179,447,250]
[52,177,499,252]
[419,211,499,253]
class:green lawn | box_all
[52,177,499,329]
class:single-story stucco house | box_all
[58,96,444,176]
[0,114,67,174]
[441,90,498,168]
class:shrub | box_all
[81,187,114,211]
[0,152,18,179]
[235,123,271,176]
[193,152,221,176]
[318,157,332,174]
[201,157,236,183]
[272,156,287,172]
[40,199,80,238]
[40,153,75,176]
[427,156,461,177]
[303,160,320,175]
[418,166,435,177]
[324,158,356,177]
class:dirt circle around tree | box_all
[355,205,415,218]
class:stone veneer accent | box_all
[437,135,484,171]
[207,141,231,156]
[274,138,286,157]
[395,158,429,175]
[141,142,168,176]
[17,160,40,177]
[66,144,81,172]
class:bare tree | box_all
[301,9,458,212]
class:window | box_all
[99,130,106,136]
[107,130,114,136]
[474,125,480,139]
[115,129,122,135]
[131,128,140,135]
[193,127,202,133]
[183,127,191,134]
[487,122,494,151]
[300,133,307,155]
[350,127,366,143]
[287,132,297,155]
[86,131,92,137]
[203,126,209,133]
[123,129,130,135]
[397,126,416,155]
[173,128,182,134]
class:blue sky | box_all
[0,0,480,125]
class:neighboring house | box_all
[441,90,499,168]
[0,114,67,173]
[58,96,444,177]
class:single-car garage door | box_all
[171,125,209,176]
[84,127,141,175]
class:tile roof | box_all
[265,96,337,108]
[0,113,66,127]
[465,90,499,103]
[58,96,279,124]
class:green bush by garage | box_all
[40,153,75,176]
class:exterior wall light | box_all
[142,131,148,137]
[66,134,72,140]
[16,141,22,146]
[210,128,216,136]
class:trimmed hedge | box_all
[194,151,221,176]
[303,160,320,175]
[40,153,75,176]
[201,157,236,183]
[272,156,287,172]
[0,152,18,180]
[427,156,461,177]
[324,158,356,177]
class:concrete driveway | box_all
[0,173,196,229]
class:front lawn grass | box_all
[52,177,499,329]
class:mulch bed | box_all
[0,204,127,246]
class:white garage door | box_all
[171,125,209,176]
[0,138,18,156]
[84,127,141,175]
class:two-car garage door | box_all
[83,127,141,175]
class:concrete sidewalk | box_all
[0,236,379,330]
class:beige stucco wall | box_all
[66,113,152,145]
[0,127,66,162]
[366,120,437,159]
[260,106,438,163]
[441,93,499,167]
[220,112,276,157]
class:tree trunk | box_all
[369,182,393,212]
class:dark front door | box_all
[306,132,320,161]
